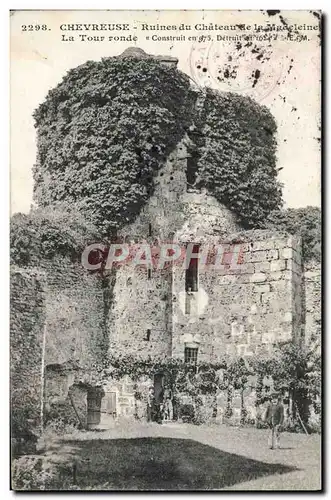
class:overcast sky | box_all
[10,10,321,214]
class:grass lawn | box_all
[40,422,321,491]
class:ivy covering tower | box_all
[33,48,283,235]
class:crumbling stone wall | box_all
[11,268,46,436]
[11,136,321,426]
[107,139,314,422]
[12,258,106,431]
[12,257,105,373]
[109,139,307,365]
[172,231,303,361]
[41,259,106,425]
[106,141,188,359]
[42,257,105,371]
[108,265,173,359]
[108,139,240,359]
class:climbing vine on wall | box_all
[190,88,283,228]
[33,56,196,236]
[91,344,321,426]
[10,208,101,267]
[33,55,283,234]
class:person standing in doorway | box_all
[265,393,285,449]
[147,386,155,423]
[163,387,173,421]
[155,387,164,424]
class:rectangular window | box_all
[148,268,152,279]
[148,223,152,237]
[185,244,199,292]
[184,347,198,365]
[144,329,151,341]
[186,154,197,191]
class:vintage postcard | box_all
[10,10,321,491]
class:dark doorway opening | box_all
[185,244,200,292]
[87,387,104,429]
[186,154,198,191]
[153,373,164,404]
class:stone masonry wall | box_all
[12,258,106,428]
[11,134,320,425]
[107,138,240,359]
[108,139,308,367]
[11,267,46,434]
[172,231,303,361]
[108,265,173,359]
[42,257,105,371]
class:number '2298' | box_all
[21,25,49,31]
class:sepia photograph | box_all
[10,9,322,491]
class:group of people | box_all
[147,386,173,424]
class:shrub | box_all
[12,456,58,491]
[179,403,195,422]
[44,418,78,436]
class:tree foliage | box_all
[252,342,321,397]
[267,206,321,262]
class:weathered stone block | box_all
[261,292,275,304]
[262,331,276,344]
[250,273,267,283]
[231,321,245,337]
[250,304,258,314]
[268,270,292,281]
[272,238,288,249]
[270,280,291,292]
[248,251,267,263]
[238,263,255,274]
[279,324,293,340]
[239,242,250,252]
[266,249,279,260]
[280,247,292,259]
[251,239,275,251]
[304,270,320,279]
[283,312,293,323]
[236,274,253,284]
[270,259,286,272]
[260,293,285,313]
[286,259,301,273]
[219,274,238,284]
[254,261,271,273]
[255,284,271,293]
[289,235,302,250]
